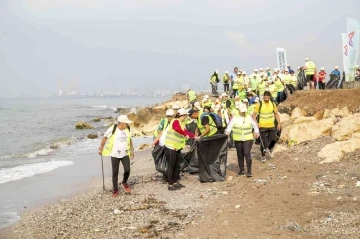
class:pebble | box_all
[227,176,233,181]
[337,197,342,200]
[337,184,346,189]
[222,191,229,195]
[235,205,241,209]
[113,209,121,215]
[353,197,359,201]
[356,181,360,187]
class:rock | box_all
[279,113,290,123]
[280,221,303,232]
[137,144,151,151]
[356,181,360,187]
[152,105,167,114]
[140,121,159,135]
[293,116,317,125]
[131,128,144,137]
[113,209,121,215]
[92,118,101,122]
[325,107,351,118]
[331,113,360,141]
[337,197,342,200]
[127,113,137,122]
[313,110,325,120]
[318,132,360,163]
[302,106,316,117]
[164,100,188,109]
[222,191,229,195]
[87,134,98,139]
[337,185,346,189]
[322,109,330,118]
[290,107,303,119]
[281,118,334,145]
[235,205,241,209]
[226,176,233,181]
[75,122,93,129]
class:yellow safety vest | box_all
[188,90,197,102]
[233,78,241,90]
[247,104,254,115]
[257,101,276,128]
[283,75,291,85]
[202,99,213,108]
[237,89,247,101]
[164,119,186,150]
[290,76,297,87]
[269,84,278,99]
[306,61,316,75]
[223,74,230,83]
[250,78,258,90]
[258,81,266,95]
[102,126,131,157]
[197,114,218,137]
[153,118,170,138]
[232,115,254,141]
[274,79,284,92]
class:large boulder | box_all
[324,107,351,118]
[152,105,167,114]
[279,113,290,123]
[164,100,188,109]
[75,122,93,129]
[318,132,360,163]
[313,110,325,120]
[331,113,360,141]
[290,107,303,119]
[280,118,335,145]
[140,120,159,135]
[293,116,317,125]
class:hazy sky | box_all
[0,0,359,97]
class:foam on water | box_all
[0,161,74,184]
[25,148,54,158]
[0,212,20,229]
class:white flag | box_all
[342,33,350,82]
[276,48,288,71]
[346,18,360,81]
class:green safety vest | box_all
[237,89,247,101]
[102,126,131,157]
[269,84,278,98]
[251,78,258,90]
[188,90,197,102]
[164,119,186,151]
[258,81,266,95]
[306,61,316,76]
[223,74,230,83]
[202,99,213,108]
[221,99,235,110]
[290,76,297,87]
[233,78,241,90]
[153,118,170,138]
[197,114,218,137]
[232,115,254,141]
[247,104,254,115]
[274,79,284,92]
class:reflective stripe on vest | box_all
[102,127,131,157]
[259,101,275,128]
[164,119,186,150]
[232,115,254,141]
[306,61,315,75]
[188,91,197,102]
[197,115,217,137]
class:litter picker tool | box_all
[100,155,105,190]
[130,148,152,166]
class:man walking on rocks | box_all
[99,115,134,196]
[252,91,281,163]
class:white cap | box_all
[235,95,240,99]
[221,92,228,97]
[172,105,180,110]
[266,67,270,70]
[242,71,246,74]
[239,103,247,113]
[237,72,241,75]
[321,67,325,70]
[260,68,263,71]
[194,102,202,110]
[204,95,209,99]
[254,97,259,102]
[187,88,191,92]
[305,57,309,61]
[166,109,175,116]
[254,69,258,72]
[284,69,289,72]
[215,70,219,73]
[297,66,301,70]
[335,66,338,69]
[242,99,248,103]
[117,115,132,124]
[247,88,252,92]
[225,71,229,74]
[177,108,187,116]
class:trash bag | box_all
[182,143,199,173]
[228,132,235,148]
[197,134,228,182]
[325,75,339,89]
[152,145,168,175]
[297,70,307,90]
[286,84,296,94]
[186,122,197,146]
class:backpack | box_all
[201,112,223,129]
[256,101,278,127]
[111,124,131,135]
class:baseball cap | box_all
[221,92,228,97]
[247,88,252,92]
[188,109,199,116]
[242,99,249,103]
[239,103,247,113]
[177,108,187,116]
[194,102,201,110]
[172,105,180,110]
[166,109,175,116]
[117,115,132,124]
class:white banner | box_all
[347,18,360,81]
[342,33,350,82]
[276,48,288,71]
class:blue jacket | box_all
[330,70,340,77]
[287,67,295,74]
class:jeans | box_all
[224,83,230,92]
[259,128,277,157]
[111,156,130,191]
[165,147,182,185]
[211,84,218,95]
[234,140,253,173]
[318,82,325,90]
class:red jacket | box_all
[318,71,326,82]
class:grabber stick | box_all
[101,155,105,190]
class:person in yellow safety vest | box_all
[259,68,265,78]
[252,91,281,163]
[242,98,252,115]
[250,74,259,94]
[237,87,247,101]
[266,67,272,78]
[283,69,291,86]
[268,80,278,103]
[188,109,218,138]
[242,71,250,87]
[164,108,198,191]
[210,70,220,95]
[232,71,242,98]
[258,76,267,101]
[213,104,225,134]
[226,103,259,177]
[187,89,197,107]
[98,115,134,196]
[290,71,298,88]
[201,95,213,108]
[304,57,316,90]
[223,71,231,93]
[274,76,285,104]
[152,108,175,144]
[221,92,235,117]
[251,69,260,80]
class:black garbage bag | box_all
[286,84,296,94]
[326,75,339,89]
[228,132,235,148]
[182,143,199,173]
[186,122,197,146]
[197,134,228,182]
[152,145,168,175]
[297,70,307,90]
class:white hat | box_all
[260,68,264,71]
[172,105,180,110]
[177,108,187,116]
[254,69,258,72]
[242,71,247,74]
[297,66,301,70]
[239,103,247,113]
[211,104,216,110]
[225,71,229,74]
[254,97,259,103]
[187,88,191,92]
[237,71,241,75]
[305,57,309,61]
[266,67,270,70]
[242,99,249,103]
[117,115,132,124]
[166,109,175,116]
[204,95,209,99]
[235,95,240,99]
[321,67,325,70]
[235,102,241,109]
[215,70,219,73]
[247,88,252,92]
[221,92,228,97]
[194,102,202,110]
[335,66,338,69]
[284,69,289,72]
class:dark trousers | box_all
[259,128,277,157]
[224,83,229,92]
[276,92,283,104]
[165,147,181,185]
[231,89,238,98]
[234,140,253,173]
[318,82,325,90]
[211,84,218,95]
[111,156,130,191]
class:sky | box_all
[0,0,359,97]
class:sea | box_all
[0,96,168,227]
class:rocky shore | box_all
[2,89,360,239]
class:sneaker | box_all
[238,171,245,176]
[261,157,267,163]
[112,190,119,197]
[174,182,185,188]
[246,173,253,178]
[168,185,179,191]
[268,149,274,158]
[121,183,131,193]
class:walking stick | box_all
[101,155,105,190]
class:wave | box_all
[25,148,54,158]
[0,160,74,184]
[91,105,108,108]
